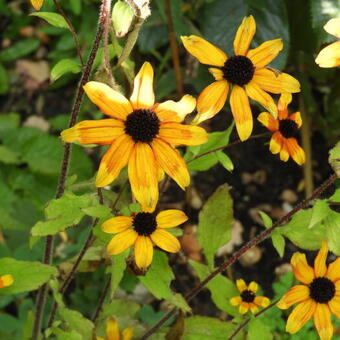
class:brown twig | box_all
[138,172,338,339]
[91,276,112,323]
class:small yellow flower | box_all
[96,317,133,340]
[277,241,340,340]
[61,62,207,212]
[0,274,14,288]
[315,18,340,68]
[258,93,305,165]
[30,0,44,10]
[102,209,187,269]
[230,279,270,314]
[181,15,301,141]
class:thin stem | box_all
[138,173,338,339]
[91,276,112,323]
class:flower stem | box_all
[91,276,111,323]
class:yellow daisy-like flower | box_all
[61,62,207,212]
[30,0,44,10]
[181,15,301,141]
[102,209,187,269]
[96,317,133,340]
[230,279,270,314]
[315,18,340,68]
[277,242,340,340]
[258,92,305,165]
[0,274,14,288]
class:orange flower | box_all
[258,93,305,165]
[277,242,340,340]
[0,274,14,288]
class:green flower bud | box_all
[112,1,135,38]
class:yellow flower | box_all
[0,274,14,288]
[230,279,270,314]
[96,317,133,340]
[277,242,340,340]
[102,209,187,269]
[61,62,207,212]
[30,0,44,10]
[258,93,305,165]
[181,15,301,141]
[315,18,340,68]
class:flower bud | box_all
[111,1,135,38]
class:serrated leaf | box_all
[30,12,69,29]
[248,318,273,340]
[271,232,285,257]
[258,211,273,229]
[0,258,57,294]
[308,199,330,229]
[197,184,233,268]
[51,59,81,81]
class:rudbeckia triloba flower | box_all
[315,18,340,68]
[0,274,14,288]
[30,0,44,10]
[181,15,301,141]
[277,242,340,340]
[61,62,207,212]
[102,209,187,269]
[258,93,305,165]
[230,279,270,314]
[96,317,133,340]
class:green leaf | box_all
[0,258,57,294]
[258,211,273,229]
[197,184,233,268]
[0,63,9,94]
[51,59,82,81]
[0,145,20,164]
[139,251,190,311]
[247,318,273,340]
[271,232,285,257]
[102,299,140,319]
[308,199,330,229]
[216,151,234,171]
[82,205,111,218]
[329,142,340,177]
[70,0,82,15]
[329,188,340,202]
[189,260,238,316]
[53,328,82,340]
[0,38,40,62]
[324,211,340,255]
[111,250,128,295]
[30,12,69,29]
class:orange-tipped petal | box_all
[233,16,256,56]
[291,252,315,284]
[269,131,284,154]
[156,210,188,228]
[107,229,138,255]
[254,296,270,308]
[289,112,302,128]
[315,41,340,68]
[236,279,247,293]
[101,216,133,234]
[239,302,249,314]
[247,39,283,68]
[257,112,279,132]
[250,303,259,314]
[286,138,305,165]
[134,236,153,269]
[326,258,340,282]
[276,285,310,310]
[286,299,316,334]
[278,93,292,119]
[314,304,333,340]
[280,141,289,162]
[314,241,328,277]
[150,229,180,253]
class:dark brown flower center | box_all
[133,212,157,236]
[279,119,299,139]
[124,109,160,143]
[222,55,255,86]
[309,277,335,303]
[241,289,255,303]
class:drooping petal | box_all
[152,138,190,190]
[269,131,284,154]
[277,92,292,120]
[280,141,290,162]
[130,62,155,109]
[230,296,242,306]
[83,81,132,120]
[324,18,340,38]
[233,15,256,56]
[286,299,316,334]
[257,112,279,132]
[96,134,135,187]
[107,229,138,255]
[106,318,120,340]
[291,252,315,284]
[236,279,247,293]
[254,296,270,308]
[315,41,340,68]
[289,112,302,128]
[122,327,134,340]
[101,216,133,234]
[230,85,253,141]
[128,142,158,212]
[159,122,207,146]
[277,285,310,309]
[248,281,258,293]
[314,241,328,277]
[0,275,14,288]
[194,80,229,124]
[208,68,224,81]
[286,138,305,165]
[245,82,278,117]
[314,304,333,340]
[326,258,340,282]
[181,35,227,66]
[156,210,188,228]
[134,236,153,269]
[247,39,283,68]
[61,119,124,145]
[328,295,340,319]
[239,302,249,314]
[150,229,180,253]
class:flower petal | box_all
[269,131,284,154]
[233,15,256,56]
[245,82,278,117]
[134,236,153,269]
[208,67,224,81]
[289,112,302,128]
[122,327,134,340]
[278,92,292,120]
[159,122,208,146]
[101,216,133,234]
[257,112,279,132]
[280,140,290,162]
[230,296,242,306]
[286,138,305,165]
[236,279,247,293]
[30,0,44,10]
[152,138,190,190]
[150,229,180,253]
[194,80,229,124]
[156,210,188,228]
[314,303,333,340]
[128,142,158,213]
[247,39,283,68]
[107,229,138,255]
[248,281,258,293]
[0,275,14,288]
[96,134,135,187]
[254,296,270,308]
[239,302,249,314]
[250,303,259,314]
[286,299,316,334]
[106,318,120,340]
[328,295,340,319]
[326,258,340,282]
[315,41,340,68]
[314,241,328,278]
[61,119,124,145]
[276,285,310,310]
[83,81,132,120]
[324,18,340,38]
[291,252,315,284]
[181,35,227,66]
[230,85,253,141]
[130,62,155,109]
[278,73,301,93]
